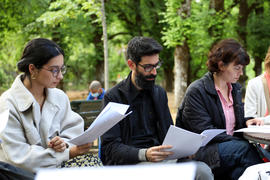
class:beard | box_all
[134,69,156,90]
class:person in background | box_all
[245,46,270,124]
[0,38,102,173]
[176,39,263,180]
[101,36,213,180]
[86,80,105,100]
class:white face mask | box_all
[92,92,99,97]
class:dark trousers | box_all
[215,140,263,180]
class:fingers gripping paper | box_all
[162,125,225,160]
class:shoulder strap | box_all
[261,75,270,113]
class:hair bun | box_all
[17,58,29,73]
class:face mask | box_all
[135,68,156,90]
[92,93,99,97]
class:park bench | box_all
[70,99,103,130]
[70,99,103,154]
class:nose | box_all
[240,68,243,76]
[150,67,157,75]
[57,71,64,80]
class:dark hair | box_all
[126,36,163,64]
[17,38,64,76]
[207,39,250,73]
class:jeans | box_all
[216,139,263,180]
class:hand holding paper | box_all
[69,102,131,146]
[162,125,225,160]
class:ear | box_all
[218,61,225,71]
[28,64,37,75]
[127,59,136,71]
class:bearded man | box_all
[100,36,213,180]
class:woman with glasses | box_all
[0,38,102,174]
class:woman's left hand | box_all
[246,118,264,127]
[48,136,67,152]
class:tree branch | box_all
[108,32,131,40]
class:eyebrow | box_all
[141,61,160,66]
[47,65,64,68]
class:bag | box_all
[61,153,103,168]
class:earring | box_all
[31,74,36,80]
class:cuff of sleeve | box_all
[56,148,70,167]
[138,148,147,161]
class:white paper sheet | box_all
[69,102,131,145]
[35,162,196,180]
[0,109,9,143]
[201,129,226,146]
[162,125,225,160]
[234,125,270,133]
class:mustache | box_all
[144,74,156,79]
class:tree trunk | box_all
[164,66,174,92]
[237,0,248,47]
[174,0,191,107]
[208,0,224,41]
[254,56,263,76]
[92,29,104,85]
[252,2,264,77]
[101,0,109,90]
[209,0,224,11]
[237,0,249,96]
[174,41,190,107]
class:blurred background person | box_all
[245,46,270,124]
[86,80,105,100]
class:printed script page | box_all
[69,102,131,145]
[162,125,225,160]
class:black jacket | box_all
[101,73,173,165]
[176,72,247,169]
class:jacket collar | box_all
[10,74,60,112]
[202,72,217,96]
[118,72,134,104]
[202,72,241,95]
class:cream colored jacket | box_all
[244,74,270,124]
[0,74,84,173]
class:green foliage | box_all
[161,0,251,81]
[0,0,49,90]
[161,0,185,47]
[0,0,269,93]
[247,3,270,61]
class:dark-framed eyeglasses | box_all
[137,61,162,72]
[41,65,67,77]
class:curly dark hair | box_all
[207,39,250,73]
